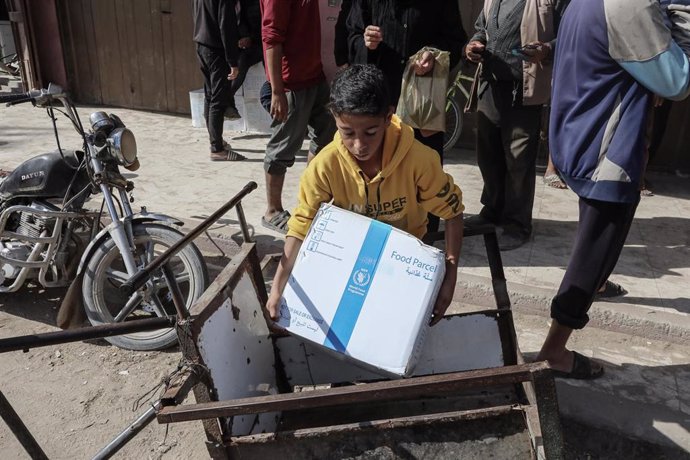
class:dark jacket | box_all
[347,0,466,102]
[550,0,689,203]
[193,0,240,67]
[238,0,262,43]
[334,0,353,67]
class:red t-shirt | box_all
[260,0,325,91]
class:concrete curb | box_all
[457,273,690,346]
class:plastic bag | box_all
[396,47,450,132]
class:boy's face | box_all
[334,110,393,164]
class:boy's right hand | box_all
[364,25,383,50]
[465,41,486,63]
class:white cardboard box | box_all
[277,204,446,377]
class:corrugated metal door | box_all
[57,0,202,113]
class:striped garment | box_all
[549,0,690,203]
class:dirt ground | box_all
[0,239,239,459]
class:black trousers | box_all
[196,43,231,153]
[476,81,542,235]
[648,99,672,161]
[550,196,640,329]
[229,44,263,101]
[414,129,444,234]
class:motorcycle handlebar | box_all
[0,92,32,105]
[0,85,67,107]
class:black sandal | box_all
[596,280,628,299]
[551,351,604,380]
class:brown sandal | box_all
[210,149,246,161]
[261,210,291,234]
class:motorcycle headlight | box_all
[107,128,138,167]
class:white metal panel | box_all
[197,273,279,436]
[277,313,504,386]
[414,313,504,375]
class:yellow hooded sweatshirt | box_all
[287,115,464,240]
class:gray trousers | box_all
[476,81,542,235]
[264,80,335,175]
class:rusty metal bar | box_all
[483,231,511,309]
[0,316,176,353]
[532,367,565,460]
[235,202,252,244]
[91,401,161,460]
[160,370,199,407]
[120,181,257,296]
[157,362,549,424]
[229,405,519,444]
[162,263,189,320]
[421,218,511,311]
[0,391,49,460]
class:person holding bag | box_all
[465,0,569,250]
[346,0,466,233]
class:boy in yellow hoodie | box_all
[267,64,464,325]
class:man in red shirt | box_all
[260,0,336,234]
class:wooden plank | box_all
[131,0,157,110]
[170,0,203,114]
[149,0,168,111]
[55,0,79,96]
[10,0,40,89]
[90,0,125,106]
[131,0,167,111]
[157,362,549,424]
[63,0,90,100]
[121,0,143,108]
[57,0,88,102]
[112,0,133,108]
[77,0,102,103]
[160,0,177,113]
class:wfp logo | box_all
[352,269,371,287]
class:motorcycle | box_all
[0,84,208,350]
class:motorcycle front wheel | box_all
[82,223,208,350]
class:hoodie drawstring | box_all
[374,178,384,220]
[359,171,371,216]
[359,172,384,220]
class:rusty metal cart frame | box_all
[0,182,258,459]
[154,219,564,459]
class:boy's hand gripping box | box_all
[276,204,446,377]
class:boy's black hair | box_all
[329,64,392,117]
